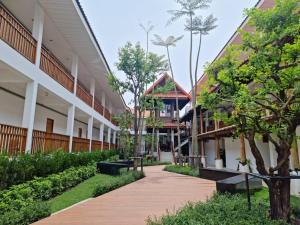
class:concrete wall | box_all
[205,140,215,167]
[224,137,270,173]
[0,89,23,127]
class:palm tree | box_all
[152,34,184,164]
[185,14,217,164]
[168,0,213,166]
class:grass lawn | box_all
[49,174,116,213]
[49,170,144,213]
[164,164,199,177]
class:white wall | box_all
[73,120,88,138]
[34,105,67,134]
[0,89,24,127]
[205,140,216,167]
[224,137,271,173]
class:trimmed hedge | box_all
[164,165,199,177]
[147,194,287,225]
[0,150,118,190]
[0,165,96,225]
[93,171,144,197]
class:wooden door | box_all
[78,128,82,138]
[45,118,54,152]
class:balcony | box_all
[104,108,111,121]
[91,140,102,151]
[102,141,110,150]
[0,123,27,155]
[94,99,104,115]
[76,82,93,107]
[40,46,75,93]
[0,3,37,63]
[0,4,117,126]
[72,137,90,153]
[31,130,69,154]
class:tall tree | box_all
[199,0,299,220]
[138,22,155,155]
[109,42,167,169]
[168,0,213,164]
[152,35,184,164]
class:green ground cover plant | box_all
[147,194,287,225]
[50,170,144,213]
[164,165,199,177]
[0,150,118,190]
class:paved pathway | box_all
[34,166,216,225]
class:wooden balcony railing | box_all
[91,140,102,151]
[111,118,118,126]
[72,137,90,152]
[110,143,116,150]
[104,108,111,121]
[0,123,27,155]
[40,46,74,93]
[94,99,104,115]
[76,82,93,107]
[102,141,110,150]
[31,130,69,154]
[0,3,37,63]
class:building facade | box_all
[181,0,300,195]
[0,0,126,154]
[144,73,190,162]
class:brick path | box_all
[33,165,216,225]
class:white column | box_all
[113,131,117,144]
[171,129,175,149]
[107,127,111,150]
[32,3,44,67]
[22,81,38,153]
[66,105,75,153]
[87,116,93,152]
[71,54,78,94]
[90,78,95,107]
[99,123,104,149]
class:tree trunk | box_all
[240,133,246,165]
[269,150,291,221]
[269,179,291,220]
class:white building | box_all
[0,0,126,154]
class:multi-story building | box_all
[0,0,126,154]
[144,73,190,162]
[181,0,300,195]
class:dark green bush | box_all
[147,193,287,225]
[0,150,118,190]
[93,171,144,197]
[0,165,96,215]
[164,165,199,177]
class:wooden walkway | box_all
[33,165,216,225]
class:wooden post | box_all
[215,137,221,160]
[240,133,247,165]
[291,136,300,169]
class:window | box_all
[160,104,171,117]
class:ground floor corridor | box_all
[33,166,216,225]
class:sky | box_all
[80,0,258,106]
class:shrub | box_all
[0,165,96,224]
[0,150,118,190]
[93,171,144,197]
[0,202,50,225]
[147,193,287,225]
[164,165,199,177]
